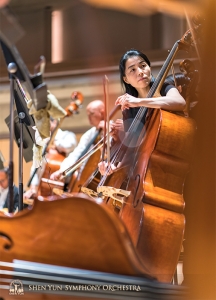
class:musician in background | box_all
[49,117,77,155]
[99,49,186,174]
[50,100,105,181]
[24,118,77,199]
[50,99,123,181]
[0,168,19,212]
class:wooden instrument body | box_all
[0,195,151,276]
[124,109,196,282]
[0,195,154,300]
[0,195,187,300]
[101,109,196,282]
[68,149,101,192]
[36,148,66,197]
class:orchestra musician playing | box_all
[0,167,19,212]
[23,118,77,199]
[48,117,77,155]
[50,100,123,181]
[98,49,186,175]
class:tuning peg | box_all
[184,31,192,43]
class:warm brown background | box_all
[183,1,216,299]
[0,1,215,299]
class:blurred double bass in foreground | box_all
[0,194,186,300]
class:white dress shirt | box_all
[59,127,99,172]
[0,187,8,209]
[30,129,77,186]
[54,129,77,155]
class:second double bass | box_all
[27,91,83,198]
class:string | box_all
[98,41,181,187]
[81,139,121,188]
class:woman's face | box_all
[123,55,151,91]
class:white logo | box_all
[9,280,24,295]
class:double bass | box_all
[81,24,200,283]
[64,105,121,193]
[27,91,83,197]
[0,194,186,299]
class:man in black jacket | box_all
[0,168,19,212]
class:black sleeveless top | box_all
[122,82,174,131]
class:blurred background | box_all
[0,0,200,181]
[0,0,215,299]
[0,0,192,131]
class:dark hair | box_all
[119,49,152,97]
[165,73,189,87]
[165,73,190,99]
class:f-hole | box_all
[133,174,141,208]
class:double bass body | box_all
[79,27,199,282]
[68,148,102,193]
[101,109,196,282]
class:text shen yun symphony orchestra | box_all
[28,284,142,292]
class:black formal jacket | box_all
[3,185,19,212]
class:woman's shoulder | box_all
[160,82,175,96]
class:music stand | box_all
[0,7,48,111]
[4,77,36,211]
[0,7,48,212]
[5,110,35,163]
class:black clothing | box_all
[3,185,19,212]
[122,83,174,131]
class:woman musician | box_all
[98,49,186,174]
